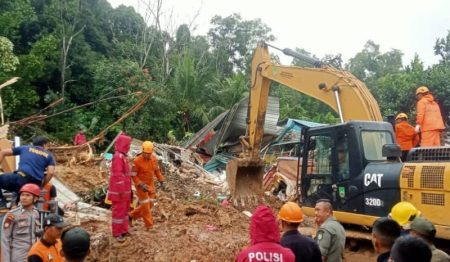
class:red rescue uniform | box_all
[107,134,132,237]
[73,132,87,145]
[235,205,295,262]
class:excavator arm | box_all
[247,42,382,156]
[227,42,382,202]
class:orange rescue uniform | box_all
[416,94,445,147]
[129,153,164,229]
[41,182,56,211]
[395,121,419,151]
[27,239,63,262]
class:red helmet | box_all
[19,183,41,197]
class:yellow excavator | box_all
[226,42,450,240]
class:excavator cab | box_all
[300,121,397,214]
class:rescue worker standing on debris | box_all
[129,141,164,231]
[278,202,322,262]
[235,205,295,262]
[73,129,87,145]
[314,199,346,262]
[0,136,55,209]
[395,113,419,161]
[107,133,132,242]
[415,86,445,147]
[1,183,41,262]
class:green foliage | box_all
[1,0,449,147]
[207,13,275,76]
[18,34,59,80]
[434,30,450,64]
[345,40,404,97]
[274,85,339,124]
[0,36,20,73]
[0,0,36,45]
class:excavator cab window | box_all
[336,136,349,180]
[302,135,334,204]
[361,131,394,161]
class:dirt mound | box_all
[55,163,107,194]
[56,158,376,261]
[87,200,250,261]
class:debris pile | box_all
[51,142,377,262]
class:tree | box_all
[168,49,215,133]
[58,0,86,98]
[346,40,403,80]
[0,36,19,73]
[0,0,36,48]
[207,13,275,76]
[206,72,248,117]
[434,30,450,65]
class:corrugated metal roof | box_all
[183,111,228,149]
[199,96,280,155]
[230,96,279,135]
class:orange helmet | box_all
[395,113,408,120]
[278,202,305,223]
[142,141,154,153]
[390,201,421,226]
[19,183,41,197]
[416,86,429,95]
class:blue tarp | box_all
[270,119,325,145]
[203,153,235,172]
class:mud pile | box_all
[56,160,376,262]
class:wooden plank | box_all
[0,138,15,172]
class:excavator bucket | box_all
[226,158,265,203]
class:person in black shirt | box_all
[371,217,401,262]
[278,202,322,262]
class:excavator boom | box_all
[227,42,382,202]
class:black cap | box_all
[43,214,68,228]
[32,136,49,147]
[62,227,90,259]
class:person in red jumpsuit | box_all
[107,133,132,242]
[73,129,87,145]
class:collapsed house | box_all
[182,96,324,200]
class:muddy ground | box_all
[55,161,377,262]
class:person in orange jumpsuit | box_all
[395,113,419,161]
[40,182,57,212]
[415,86,445,147]
[129,141,164,230]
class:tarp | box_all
[270,119,325,146]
